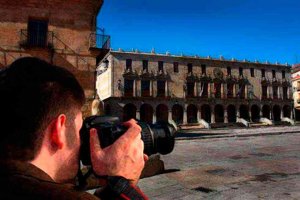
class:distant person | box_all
[0,57,148,199]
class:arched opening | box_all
[123,103,136,121]
[262,105,271,119]
[140,104,153,124]
[172,104,183,124]
[214,104,224,123]
[240,105,249,120]
[273,105,281,122]
[187,104,198,123]
[227,105,236,123]
[251,105,260,122]
[283,105,291,118]
[156,104,168,122]
[201,104,211,123]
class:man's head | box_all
[0,57,85,162]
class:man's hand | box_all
[90,119,148,185]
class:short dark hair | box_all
[0,57,85,161]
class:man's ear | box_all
[50,114,67,149]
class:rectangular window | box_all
[282,70,286,79]
[126,59,132,71]
[201,64,206,74]
[27,19,48,47]
[157,80,165,97]
[250,68,255,77]
[158,61,164,72]
[261,69,265,78]
[227,67,231,75]
[124,79,134,97]
[262,86,268,99]
[173,62,179,73]
[239,67,243,76]
[188,63,193,73]
[272,70,276,79]
[142,60,148,71]
[141,80,150,97]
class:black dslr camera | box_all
[79,116,177,166]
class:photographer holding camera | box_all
[0,57,149,199]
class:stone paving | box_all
[138,126,300,200]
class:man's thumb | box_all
[90,128,103,155]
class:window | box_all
[261,69,265,78]
[214,83,221,98]
[227,67,231,76]
[27,19,48,47]
[124,79,134,97]
[250,68,255,77]
[199,82,208,97]
[173,62,179,73]
[141,80,150,97]
[157,80,165,97]
[283,86,288,99]
[187,82,195,97]
[142,60,148,71]
[227,83,234,98]
[158,61,164,72]
[188,63,193,73]
[272,70,276,79]
[201,64,206,74]
[126,59,132,71]
[262,86,268,99]
[239,67,243,76]
[273,86,278,99]
[282,70,286,79]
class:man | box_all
[0,57,148,199]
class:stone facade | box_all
[292,64,300,120]
[0,0,109,116]
[97,51,294,126]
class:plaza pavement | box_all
[138,125,300,200]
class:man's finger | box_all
[122,119,142,140]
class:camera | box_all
[79,116,177,166]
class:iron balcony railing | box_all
[20,29,54,48]
[89,32,110,49]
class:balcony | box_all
[20,29,54,49]
[89,32,111,50]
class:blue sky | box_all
[97,0,300,65]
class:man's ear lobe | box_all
[50,114,66,149]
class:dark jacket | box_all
[0,160,99,200]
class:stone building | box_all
[97,50,294,127]
[0,0,109,115]
[292,64,300,120]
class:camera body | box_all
[79,116,176,166]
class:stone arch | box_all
[172,104,184,124]
[187,104,198,123]
[201,104,211,123]
[251,104,260,122]
[156,104,168,122]
[283,105,291,118]
[140,104,153,124]
[262,105,271,119]
[227,104,236,123]
[123,103,137,121]
[273,105,281,122]
[215,104,224,123]
[240,105,249,120]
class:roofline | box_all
[109,50,291,68]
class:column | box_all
[280,109,284,119]
[153,81,157,97]
[223,83,227,99]
[165,80,168,97]
[211,83,215,98]
[208,83,211,98]
[270,107,273,120]
[150,80,153,96]
[211,110,215,123]
[194,82,197,97]
[197,109,201,122]
[183,108,188,124]
[245,85,248,99]
[221,83,224,99]
[249,110,252,122]
[287,87,291,99]
[292,108,295,119]
[267,86,270,98]
[168,109,172,122]
[233,84,237,97]
[136,110,140,120]
[133,80,137,97]
[278,87,281,99]
[136,79,141,97]
[224,109,228,123]
[236,109,240,118]
[153,111,157,123]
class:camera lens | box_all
[80,116,176,166]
